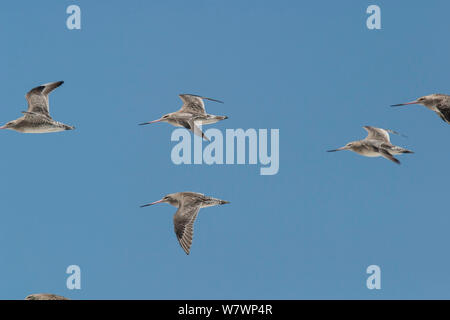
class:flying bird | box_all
[25,293,69,300]
[391,94,450,124]
[0,81,75,133]
[139,94,228,141]
[140,192,230,255]
[327,126,413,165]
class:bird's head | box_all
[327,141,356,152]
[391,94,442,108]
[416,95,438,107]
[140,193,180,208]
[138,113,172,126]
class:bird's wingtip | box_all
[204,96,224,104]
[51,81,64,87]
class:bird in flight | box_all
[391,94,450,124]
[25,293,69,300]
[139,94,228,141]
[140,192,230,255]
[327,126,413,165]
[0,81,75,133]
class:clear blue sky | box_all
[0,1,449,299]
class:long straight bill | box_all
[139,119,163,126]
[327,146,347,152]
[140,199,164,208]
[391,101,418,107]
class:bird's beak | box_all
[0,125,6,129]
[139,119,163,126]
[140,199,164,208]
[391,100,419,107]
[327,146,348,152]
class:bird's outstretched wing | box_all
[178,119,210,141]
[178,94,223,115]
[190,121,210,141]
[363,126,403,143]
[173,201,201,255]
[25,81,64,118]
[378,148,400,165]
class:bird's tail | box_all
[201,198,230,208]
[196,115,228,126]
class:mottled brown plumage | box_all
[25,293,70,300]
[140,192,229,255]
[327,126,414,165]
[0,81,75,133]
[139,94,227,141]
[392,94,450,124]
